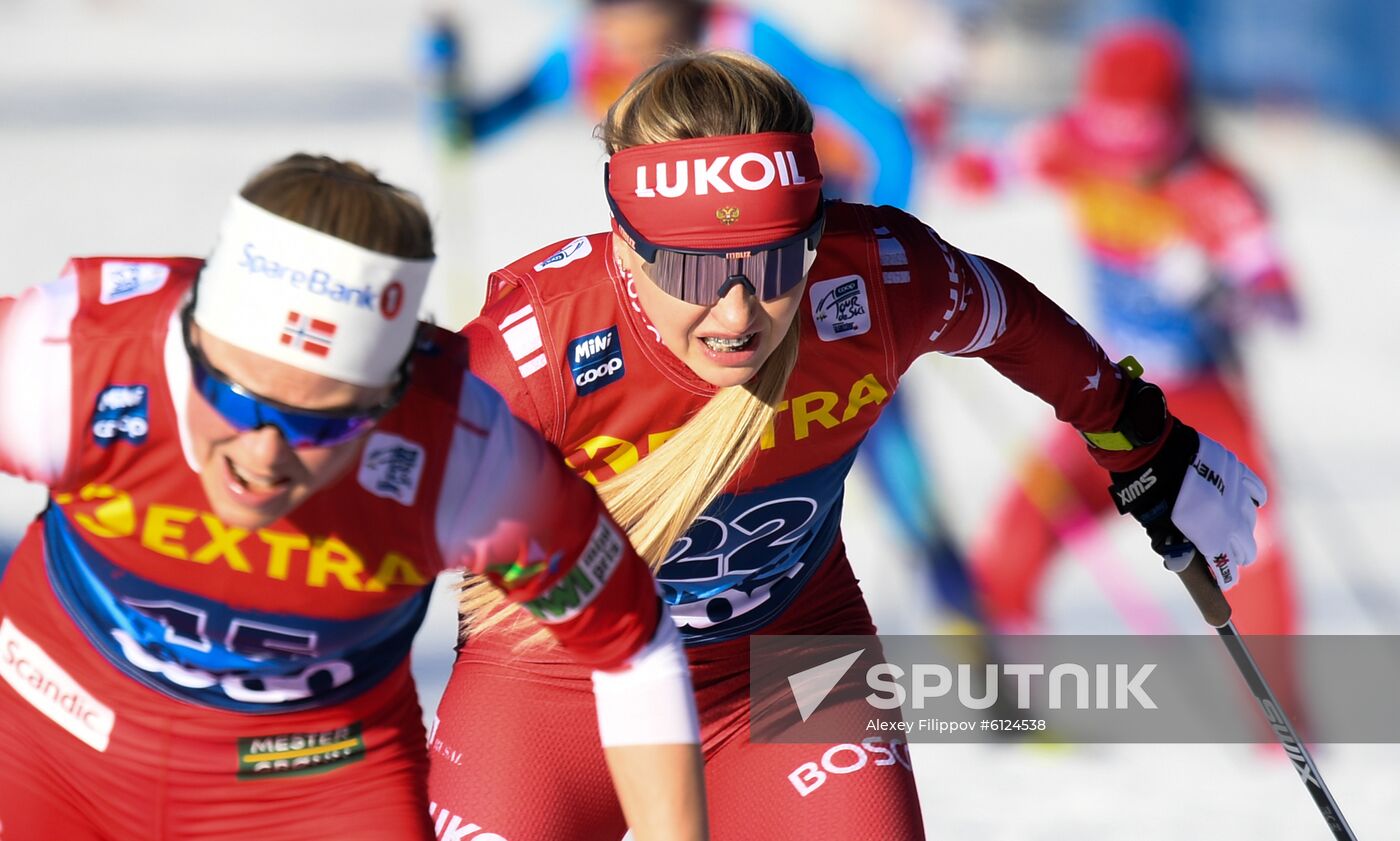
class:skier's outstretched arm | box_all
[883,208,1267,592]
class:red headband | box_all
[607,131,823,250]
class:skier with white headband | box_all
[426,51,1271,839]
[0,154,707,840]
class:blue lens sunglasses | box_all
[181,300,408,448]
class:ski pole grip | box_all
[1178,552,1232,627]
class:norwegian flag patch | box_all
[280,311,336,357]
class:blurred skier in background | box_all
[948,21,1301,638]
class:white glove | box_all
[1166,433,1267,590]
[1111,424,1268,592]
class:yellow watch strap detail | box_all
[1083,429,1136,451]
[1083,355,1147,450]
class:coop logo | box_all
[631,149,812,198]
[99,261,169,305]
[238,242,405,319]
[1,617,116,752]
[236,723,365,779]
[810,275,871,341]
[91,384,149,447]
[533,237,592,272]
[358,433,425,506]
[567,326,625,396]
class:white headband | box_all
[194,196,433,387]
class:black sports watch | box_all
[1082,356,1168,451]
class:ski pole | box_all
[1172,550,1358,840]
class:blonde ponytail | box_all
[457,321,799,645]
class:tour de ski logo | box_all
[358,432,425,506]
[809,275,871,342]
[568,325,626,396]
[534,236,593,272]
[99,260,170,305]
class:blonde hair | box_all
[460,51,812,644]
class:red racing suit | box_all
[427,201,1167,840]
[0,257,664,840]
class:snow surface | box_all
[2,0,1396,837]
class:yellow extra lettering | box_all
[760,400,790,450]
[71,484,136,539]
[307,537,366,591]
[190,514,252,572]
[842,373,890,422]
[575,435,639,484]
[258,530,311,581]
[141,504,196,560]
[364,552,428,592]
[790,391,839,441]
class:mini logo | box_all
[534,236,593,272]
[280,311,336,358]
[358,432,425,506]
[91,384,149,447]
[380,280,406,320]
[237,723,365,780]
[567,325,625,396]
[99,261,170,305]
[809,275,871,342]
[1,617,116,751]
[716,206,740,225]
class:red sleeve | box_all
[449,281,657,669]
[881,209,1168,472]
[472,416,660,670]
[460,274,561,443]
[442,374,659,670]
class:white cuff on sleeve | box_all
[591,606,699,747]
